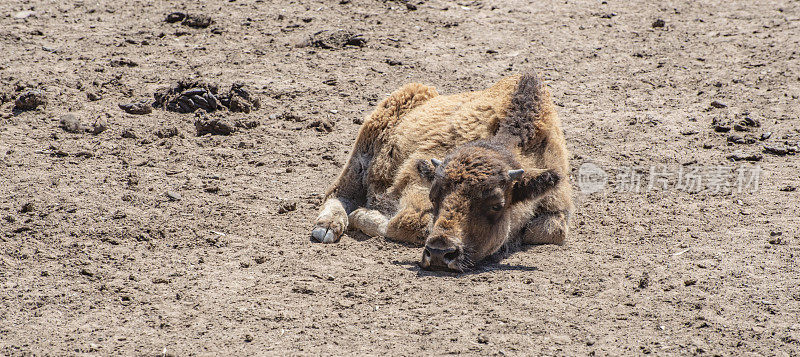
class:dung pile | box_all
[14,89,47,111]
[153,80,260,114]
[305,29,367,49]
[165,12,213,29]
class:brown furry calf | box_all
[311,73,573,271]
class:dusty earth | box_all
[1,0,799,355]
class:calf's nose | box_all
[422,245,461,269]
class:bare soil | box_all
[1,0,799,355]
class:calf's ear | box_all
[416,159,437,182]
[511,169,560,203]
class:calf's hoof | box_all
[310,215,346,243]
[311,226,339,243]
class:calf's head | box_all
[416,142,559,272]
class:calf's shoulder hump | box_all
[361,82,439,134]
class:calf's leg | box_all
[521,210,569,245]
[311,153,366,243]
[385,186,432,245]
[348,208,389,238]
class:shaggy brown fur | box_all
[311,73,573,271]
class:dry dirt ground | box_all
[1,0,799,355]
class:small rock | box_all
[292,286,315,295]
[236,118,260,130]
[165,12,187,23]
[152,277,170,284]
[79,268,95,277]
[60,114,84,133]
[155,126,179,138]
[49,144,69,157]
[12,10,35,19]
[86,91,102,101]
[308,118,334,132]
[223,83,260,113]
[90,119,108,135]
[20,202,35,213]
[727,134,756,145]
[680,129,698,136]
[244,334,254,343]
[684,278,697,286]
[278,200,297,214]
[306,29,367,49]
[13,226,31,233]
[195,113,236,136]
[768,236,785,245]
[121,129,138,139]
[637,272,650,289]
[14,90,46,111]
[476,335,489,344]
[110,58,138,67]
[75,151,93,159]
[119,101,152,115]
[551,334,571,344]
[166,191,182,201]
[712,118,731,133]
[183,14,213,28]
[651,19,665,28]
[338,299,356,308]
[727,134,744,144]
[760,132,772,141]
[406,3,418,10]
[710,101,727,109]
[740,116,760,127]
[764,144,789,156]
[779,185,796,192]
[727,151,762,162]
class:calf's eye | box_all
[490,204,503,212]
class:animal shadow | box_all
[392,259,539,277]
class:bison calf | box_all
[311,73,573,271]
